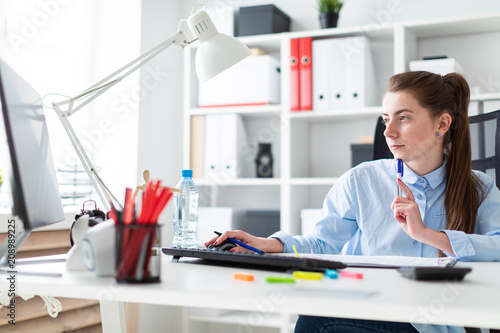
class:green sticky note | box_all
[266,276,295,283]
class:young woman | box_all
[206,71,500,333]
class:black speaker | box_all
[255,143,273,178]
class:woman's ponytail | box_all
[442,73,483,234]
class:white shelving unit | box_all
[182,13,500,333]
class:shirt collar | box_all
[394,157,447,189]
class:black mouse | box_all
[207,240,236,252]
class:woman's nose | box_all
[384,119,396,138]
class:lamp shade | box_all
[187,9,251,82]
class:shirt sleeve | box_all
[269,170,359,254]
[441,174,500,261]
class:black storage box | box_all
[234,210,280,237]
[351,144,374,167]
[237,5,290,37]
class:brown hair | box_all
[387,71,484,237]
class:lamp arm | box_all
[51,25,193,212]
[54,106,118,211]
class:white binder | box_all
[343,36,377,109]
[313,36,377,111]
[313,38,346,111]
[204,114,251,181]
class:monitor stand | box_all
[0,229,64,277]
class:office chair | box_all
[468,110,500,333]
[372,116,393,160]
[469,109,500,190]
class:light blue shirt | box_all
[270,159,500,333]
[272,159,500,261]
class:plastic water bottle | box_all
[172,169,199,248]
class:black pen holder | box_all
[115,224,162,283]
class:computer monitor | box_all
[0,58,65,267]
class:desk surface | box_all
[2,255,500,329]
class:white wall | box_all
[136,1,184,332]
[0,0,141,210]
[138,0,184,232]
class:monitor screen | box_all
[0,58,64,231]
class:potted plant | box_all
[317,0,343,29]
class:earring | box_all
[437,133,440,137]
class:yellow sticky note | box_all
[293,271,323,280]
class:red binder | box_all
[290,39,300,111]
[299,37,313,111]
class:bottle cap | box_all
[181,169,193,177]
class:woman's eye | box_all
[381,118,389,125]
[400,116,408,121]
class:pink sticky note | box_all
[340,271,363,279]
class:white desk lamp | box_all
[50,5,251,211]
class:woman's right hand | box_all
[204,230,284,254]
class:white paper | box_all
[273,252,456,268]
[297,253,457,268]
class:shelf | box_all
[60,193,90,198]
[290,177,339,186]
[289,106,382,122]
[405,14,500,38]
[290,23,395,41]
[284,95,500,121]
[189,105,282,117]
[194,178,281,186]
[238,22,396,44]
[470,92,500,102]
[238,34,283,52]
[195,178,340,186]
[189,310,296,329]
[187,33,283,54]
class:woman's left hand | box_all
[391,179,427,241]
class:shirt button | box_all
[420,179,425,183]
[413,240,418,245]
[416,194,422,200]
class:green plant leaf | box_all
[317,0,344,13]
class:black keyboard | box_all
[161,247,347,272]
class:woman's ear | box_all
[438,113,452,135]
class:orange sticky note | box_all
[234,273,255,282]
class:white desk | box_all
[2,255,500,332]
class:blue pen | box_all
[397,159,404,196]
[214,231,265,254]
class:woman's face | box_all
[382,91,444,174]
